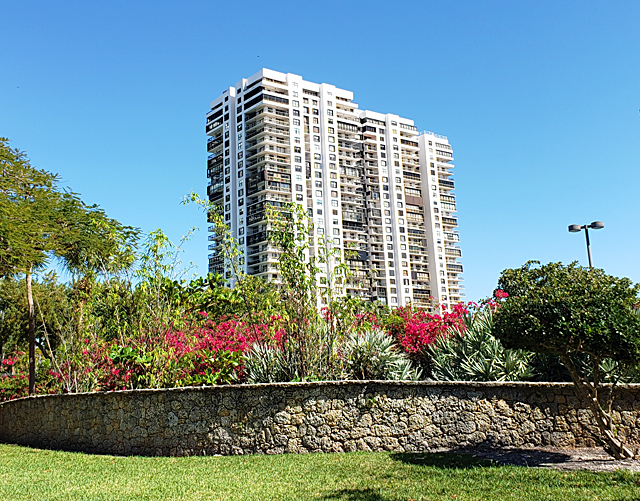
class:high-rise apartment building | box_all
[206,69,463,309]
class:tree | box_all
[493,261,640,459]
[0,138,138,394]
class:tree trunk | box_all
[559,353,633,459]
[26,270,36,396]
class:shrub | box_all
[429,305,532,382]
[493,261,640,459]
[343,329,421,381]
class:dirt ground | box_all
[454,446,640,472]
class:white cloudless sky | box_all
[1,0,639,301]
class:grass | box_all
[0,444,639,500]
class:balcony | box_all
[441,217,458,226]
[438,179,455,189]
[403,171,421,181]
[207,136,223,152]
[247,231,268,246]
[342,211,364,224]
[446,263,464,273]
[445,248,462,257]
[206,119,223,134]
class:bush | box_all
[343,329,421,381]
[429,306,532,382]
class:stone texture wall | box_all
[1,381,640,456]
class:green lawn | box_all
[0,444,638,500]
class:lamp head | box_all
[568,224,582,233]
[589,221,604,230]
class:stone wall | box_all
[1,381,640,456]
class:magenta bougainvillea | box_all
[388,303,467,354]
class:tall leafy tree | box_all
[0,138,139,394]
[493,261,640,459]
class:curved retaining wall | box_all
[1,382,640,456]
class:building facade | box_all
[206,69,463,309]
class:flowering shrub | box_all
[45,314,293,393]
[0,353,59,402]
[386,303,466,354]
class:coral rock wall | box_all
[1,382,639,456]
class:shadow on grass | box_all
[389,451,495,469]
[391,448,574,468]
[321,488,391,501]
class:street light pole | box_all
[568,221,604,269]
[584,225,592,268]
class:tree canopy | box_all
[493,261,640,364]
[0,137,138,279]
[0,137,139,394]
[493,260,640,458]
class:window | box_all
[313,135,320,142]
[331,190,338,197]
[292,100,299,107]
[293,91,298,97]
[238,170,243,177]
[296,194,303,201]
[315,180,322,188]
[328,127,334,133]
[314,153,321,160]
[327,109,333,116]
[293,119,300,125]
[316,190,323,197]
[330,181,337,188]
[293,109,299,116]
[303,106,309,113]
[296,184,303,192]
[333,228,340,235]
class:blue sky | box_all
[1,0,639,302]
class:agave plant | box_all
[242,344,291,383]
[343,329,421,381]
[429,307,532,382]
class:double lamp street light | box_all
[568,221,604,268]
